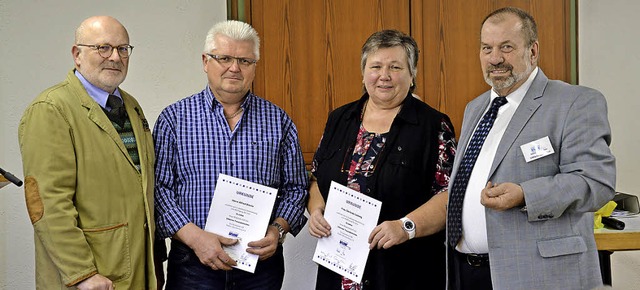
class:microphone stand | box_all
[0,167,23,187]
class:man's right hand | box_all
[76,274,114,290]
[175,223,238,271]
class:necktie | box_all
[447,96,508,247]
[105,94,127,127]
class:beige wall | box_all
[0,1,226,288]
[579,1,640,289]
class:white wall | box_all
[0,1,318,289]
[2,1,639,289]
[579,1,640,289]
[0,0,227,289]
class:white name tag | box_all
[520,136,555,163]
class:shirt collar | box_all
[74,69,121,109]
[490,66,539,106]
[204,85,252,112]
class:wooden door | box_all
[234,0,573,166]
[243,0,411,166]
[412,0,573,141]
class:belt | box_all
[456,251,490,267]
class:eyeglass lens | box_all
[97,45,133,58]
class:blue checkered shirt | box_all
[153,86,309,239]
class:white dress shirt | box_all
[457,67,539,254]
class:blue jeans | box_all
[166,239,285,290]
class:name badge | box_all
[520,136,554,163]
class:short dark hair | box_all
[482,7,538,48]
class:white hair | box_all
[203,20,260,60]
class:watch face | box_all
[404,221,414,231]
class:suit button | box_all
[363,280,370,286]
[397,146,402,151]
[538,215,546,219]
[144,222,148,229]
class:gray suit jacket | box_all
[446,69,616,290]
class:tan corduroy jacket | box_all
[19,69,157,289]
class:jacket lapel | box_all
[489,70,548,177]
[67,70,137,169]
[458,94,491,165]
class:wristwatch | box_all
[270,221,286,244]
[400,217,416,239]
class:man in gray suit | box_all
[445,7,616,290]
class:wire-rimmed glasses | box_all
[206,53,257,67]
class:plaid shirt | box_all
[153,86,309,239]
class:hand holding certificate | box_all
[312,181,382,283]
[204,174,277,273]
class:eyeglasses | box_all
[76,44,134,58]
[206,54,257,67]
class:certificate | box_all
[312,181,382,283]
[204,174,277,273]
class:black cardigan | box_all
[312,93,453,290]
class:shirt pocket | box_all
[83,222,131,282]
[253,140,281,186]
[384,146,419,177]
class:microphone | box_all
[601,216,625,230]
[0,167,23,187]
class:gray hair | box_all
[361,30,419,93]
[203,20,260,60]
[482,7,538,48]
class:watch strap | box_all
[270,221,286,244]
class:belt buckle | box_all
[466,253,487,267]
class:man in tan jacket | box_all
[19,16,156,290]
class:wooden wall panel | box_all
[247,0,410,165]
[412,0,572,139]
[239,0,572,165]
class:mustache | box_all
[487,64,513,72]
[103,62,124,70]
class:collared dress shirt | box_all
[74,69,122,109]
[153,86,309,239]
[457,67,538,254]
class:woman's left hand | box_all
[368,220,408,249]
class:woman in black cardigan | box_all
[307,30,457,290]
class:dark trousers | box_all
[450,250,493,290]
[166,239,284,290]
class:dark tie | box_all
[105,94,127,127]
[447,96,508,247]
